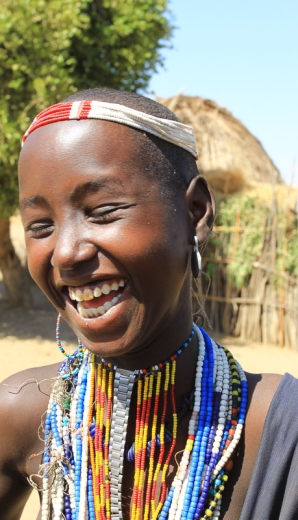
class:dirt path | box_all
[1,216,298,519]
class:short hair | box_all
[63,88,199,200]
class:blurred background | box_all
[0,2,297,516]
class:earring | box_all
[191,236,201,278]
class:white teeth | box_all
[75,289,84,302]
[70,279,126,317]
[76,294,121,319]
[104,301,112,311]
[69,289,76,300]
[83,288,94,301]
[69,279,125,301]
[77,302,84,316]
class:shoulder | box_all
[237,373,298,519]
[242,373,283,475]
[241,372,284,481]
[246,372,283,419]
[0,363,61,415]
[245,372,283,439]
[0,363,60,471]
[245,371,298,426]
[0,364,60,516]
[221,372,285,518]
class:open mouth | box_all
[67,279,126,319]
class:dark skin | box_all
[0,119,282,519]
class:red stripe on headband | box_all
[22,101,94,143]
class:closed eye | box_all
[25,221,54,238]
[88,204,136,223]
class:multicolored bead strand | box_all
[104,369,114,519]
[151,361,170,518]
[37,325,247,520]
[143,370,162,520]
[155,360,178,519]
[132,375,152,520]
[88,356,97,520]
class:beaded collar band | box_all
[35,326,248,520]
[22,100,198,159]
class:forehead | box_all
[18,119,153,198]
[19,121,140,179]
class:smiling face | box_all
[18,119,194,367]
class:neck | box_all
[103,305,194,372]
[102,321,199,410]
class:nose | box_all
[51,227,97,269]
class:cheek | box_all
[26,240,50,289]
[128,204,186,261]
[115,219,187,291]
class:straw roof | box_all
[157,94,282,194]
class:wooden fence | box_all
[196,200,298,349]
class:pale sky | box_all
[148,0,298,185]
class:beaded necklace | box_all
[39,325,247,520]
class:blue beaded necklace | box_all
[38,324,248,520]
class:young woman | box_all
[0,88,296,520]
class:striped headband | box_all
[22,100,198,159]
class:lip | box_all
[60,274,129,320]
[58,275,127,301]
[68,277,126,296]
[63,280,131,335]
[57,273,128,290]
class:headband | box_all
[22,100,198,159]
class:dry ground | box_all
[1,216,298,519]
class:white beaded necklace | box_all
[37,326,248,520]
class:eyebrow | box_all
[19,194,49,210]
[69,178,124,203]
[20,177,125,210]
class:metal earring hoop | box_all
[191,236,201,278]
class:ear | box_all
[186,175,216,246]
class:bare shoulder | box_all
[222,372,284,519]
[246,371,283,426]
[0,362,60,425]
[0,363,60,472]
[241,373,283,486]
[0,363,60,518]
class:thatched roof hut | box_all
[157,94,282,193]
